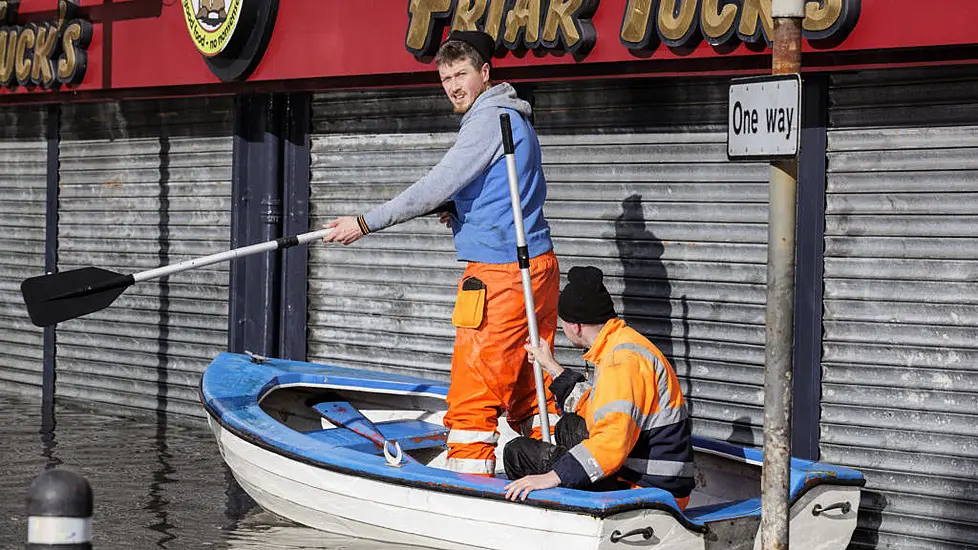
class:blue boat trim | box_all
[200,352,864,528]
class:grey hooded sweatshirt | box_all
[362,83,536,235]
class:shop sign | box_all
[0,0,92,90]
[727,74,801,160]
[181,0,278,81]
[406,0,599,57]
[621,0,860,51]
[406,0,859,59]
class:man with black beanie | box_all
[323,31,560,477]
[503,266,695,508]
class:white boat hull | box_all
[212,419,858,550]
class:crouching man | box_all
[503,266,695,509]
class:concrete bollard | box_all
[26,469,93,550]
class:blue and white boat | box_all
[201,352,865,550]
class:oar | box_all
[20,229,332,328]
[499,113,552,444]
[310,399,420,465]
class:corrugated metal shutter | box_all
[533,79,770,444]
[309,79,770,444]
[822,67,978,550]
[57,98,233,417]
[0,106,47,396]
[308,88,460,379]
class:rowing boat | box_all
[201,352,864,550]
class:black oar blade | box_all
[21,267,134,327]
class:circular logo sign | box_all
[182,0,243,57]
[180,0,278,81]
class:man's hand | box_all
[525,339,563,378]
[322,217,364,246]
[438,210,452,228]
[504,471,561,501]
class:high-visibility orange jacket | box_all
[550,318,694,498]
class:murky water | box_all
[0,393,418,550]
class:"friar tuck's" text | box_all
[0,0,93,90]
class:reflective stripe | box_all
[447,429,500,445]
[599,343,687,429]
[592,399,689,430]
[592,399,641,425]
[520,413,561,436]
[568,443,605,482]
[445,457,495,475]
[563,381,591,413]
[644,404,688,430]
[28,517,92,544]
[622,458,695,478]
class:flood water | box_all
[0,392,420,550]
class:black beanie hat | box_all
[558,266,616,325]
[445,30,494,67]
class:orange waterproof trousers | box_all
[444,250,560,476]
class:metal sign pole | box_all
[762,1,805,549]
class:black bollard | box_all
[26,468,93,550]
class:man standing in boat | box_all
[503,266,695,509]
[322,31,560,476]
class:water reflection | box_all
[0,393,428,550]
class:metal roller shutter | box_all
[57,98,233,417]
[309,79,770,445]
[0,106,47,396]
[533,78,770,444]
[822,67,978,550]
[308,88,460,379]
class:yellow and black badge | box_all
[180,0,278,82]
[182,0,242,57]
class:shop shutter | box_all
[0,106,48,395]
[56,98,233,417]
[822,66,978,549]
[533,78,770,443]
[308,88,461,379]
[309,79,769,444]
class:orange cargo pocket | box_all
[451,277,486,329]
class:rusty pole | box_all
[761,1,804,550]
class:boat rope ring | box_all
[383,440,404,467]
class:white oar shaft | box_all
[501,113,552,444]
[132,228,332,283]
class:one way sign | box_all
[727,74,801,160]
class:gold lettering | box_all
[452,0,486,31]
[504,0,541,45]
[483,0,507,41]
[31,24,58,86]
[542,0,583,47]
[405,0,453,54]
[620,0,653,47]
[14,25,33,84]
[804,0,842,33]
[657,0,697,44]
[0,29,13,84]
[701,0,738,43]
[58,22,80,81]
[738,0,773,43]
[58,0,68,29]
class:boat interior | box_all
[258,383,768,524]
